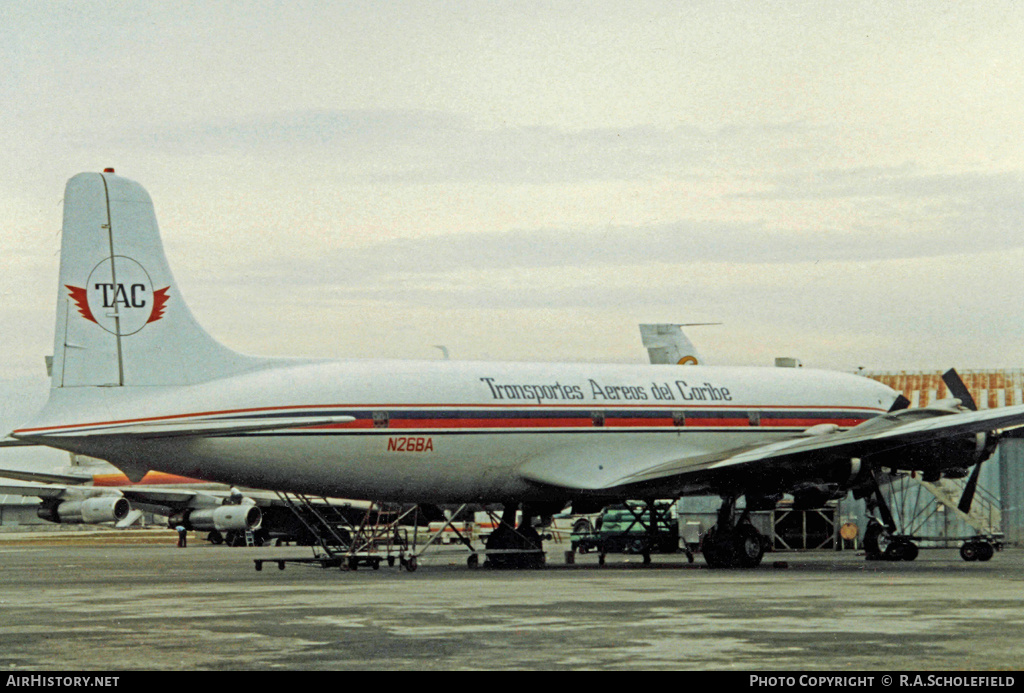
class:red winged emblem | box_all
[66,285,170,326]
[66,285,96,324]
[147,287,170,323]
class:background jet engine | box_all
[170,505,262,532]
[39,496,131,524]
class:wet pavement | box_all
[1,532,1022,671]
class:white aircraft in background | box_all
[6,170,1023,568]
[639,323,713,365]
[0,453,377,545]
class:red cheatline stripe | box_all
[604,417,676,428]
[761,418,864,427]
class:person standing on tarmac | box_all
[176,525,188,547]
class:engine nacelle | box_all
[791,482,844,510]
[40,497,131,524]
[171,505,262,532]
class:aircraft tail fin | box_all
[51,170,266,387]
[640,323,706,365]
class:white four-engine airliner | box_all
[8,171,1024,567]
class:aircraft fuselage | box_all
[19,360,897,503]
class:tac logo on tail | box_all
[66,256,170,335]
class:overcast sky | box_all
[3,1,1024,441]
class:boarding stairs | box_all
[275,491,355,557]
[254,492,416,572]
[912,477,1001,536]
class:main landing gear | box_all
[862,521,920,562]
[481,504,546,569]
[862,466,920,562]
[701,495,768,569]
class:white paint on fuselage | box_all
[18,360,898,503]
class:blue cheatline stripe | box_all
[21,404,884,436]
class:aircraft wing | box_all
[0,479,264,530]
[117,485,370,511]
[0,464,369,514]
[0,468,93,485]
[0,481,79,500]
[520,402,1024,498]
[116,486,231,509]
[0,437,38,447]
[0,478,213,512]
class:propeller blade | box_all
[958,462,982,514]
[942,368,983,513]
[888,394,911,412]
[942,368,977,411]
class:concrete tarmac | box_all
[1,531,1022,671]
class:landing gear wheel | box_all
[734,524,765,568]
[863,521,888,561]
[977,542,995,562]
[883,542,905,561]
[960,542,979,562]
[700,527,733,569]
[484,521,544,569]
[898,540,919,562]
[702,523,766,569]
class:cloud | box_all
[229,196,1024,296]
[753,166,1024,202]
[79,109,819,186]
